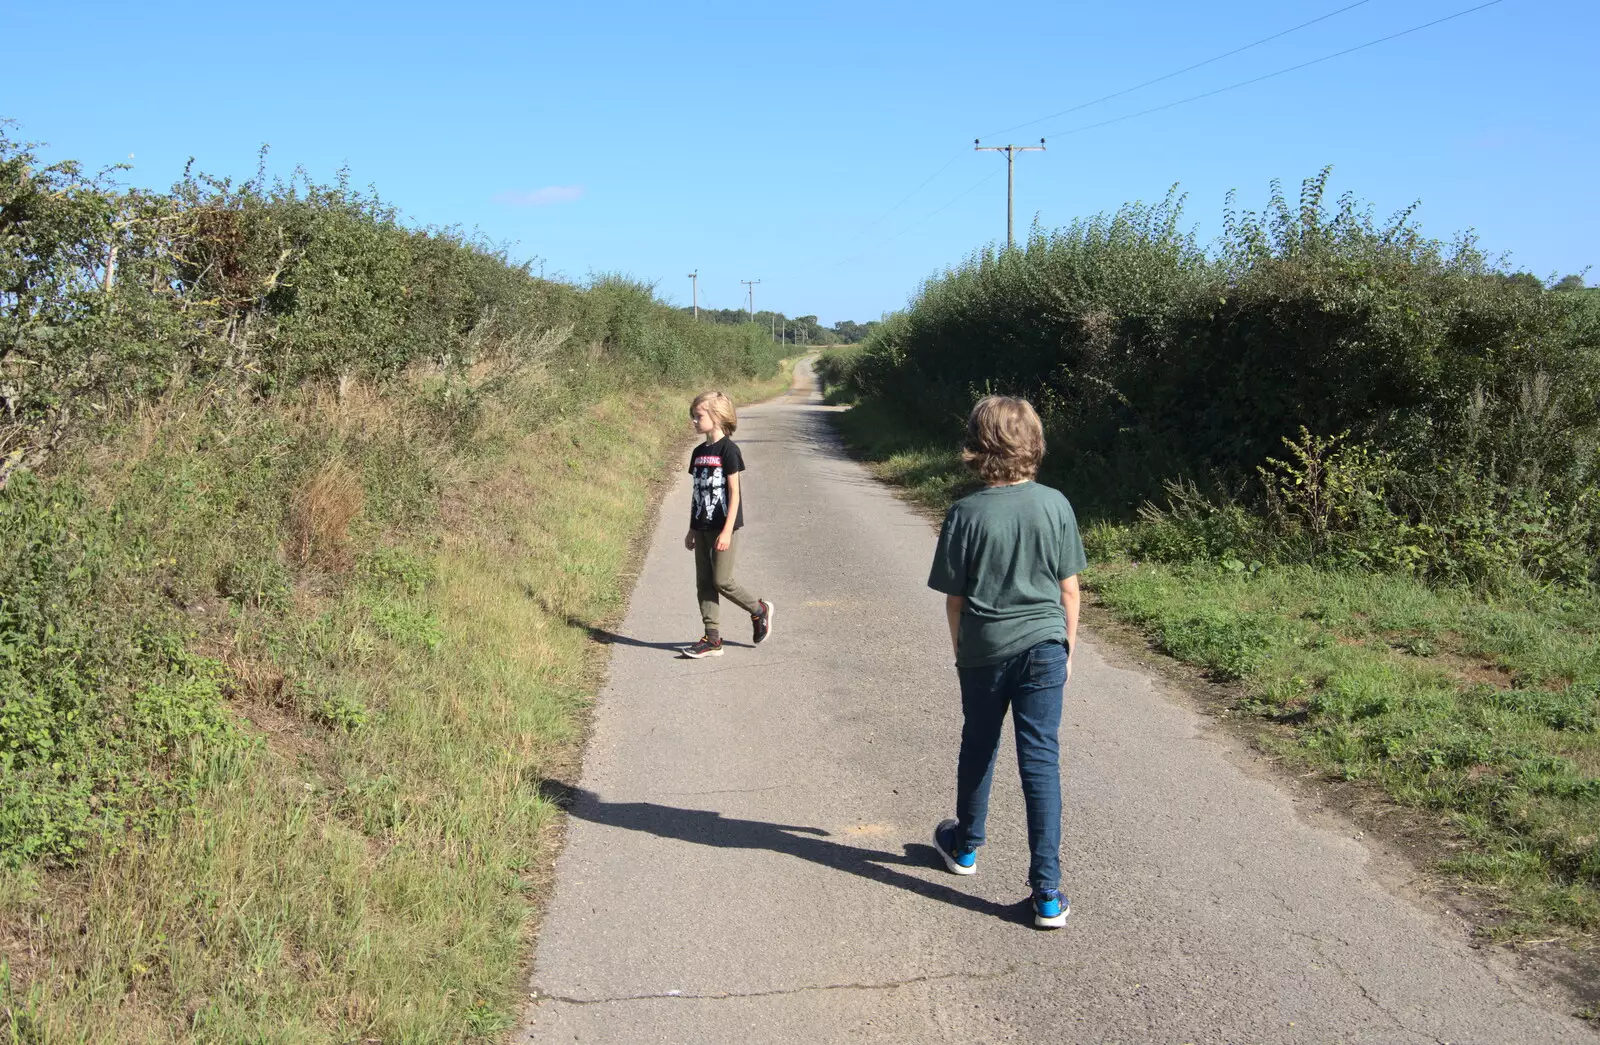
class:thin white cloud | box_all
[493,185,585,206]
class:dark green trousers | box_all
[694,531,761,632]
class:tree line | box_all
[682,306,881,345]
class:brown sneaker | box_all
[683,635,724,659]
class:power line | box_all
[828,167,1004,270]
[811,0,1382,273]
[811,0,1507,278]
[842,148,968,245]
[917,169,1005,228]
[1039,0,1509,140]
[979,0,1375,141]
[789,146,970,273]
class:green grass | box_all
[0,360,792,1042]
[828,396,1600,946]
[827,397,975,514]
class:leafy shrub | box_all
[1130,479,1271,566]
[847,167,1600,590]
[0,474,244,864]
[0,128,785,478]
[814,345,866,404]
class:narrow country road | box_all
[515,360,1589,1044]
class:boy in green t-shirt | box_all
[926,395,1085,928]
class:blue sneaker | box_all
[932,818,977,875]
[1032,888,1069,929]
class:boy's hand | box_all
[715,529,732,552]
[684,530,696,551]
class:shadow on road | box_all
[541,782,1032,926]
[566,617,752,651]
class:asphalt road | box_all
[515,360,1590,1044]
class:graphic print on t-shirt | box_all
[688,437,745,531]
[692,451,725,525]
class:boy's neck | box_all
[703,427,726,444]
[985,478,1031,488]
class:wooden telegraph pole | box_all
[741,279,761,322]
[974,138,1046,249]
[687,270,699,319]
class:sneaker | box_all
[932,818,977,875]
[752,600,775,645]
[683,635,724,659]
[1032,888,1069,929]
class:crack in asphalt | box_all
[531,962,1037,1007]
[1265,889,1438,1040]
[1297,925,1426,1040]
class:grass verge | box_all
[0,363,791,1043]
[824,390,1600,961]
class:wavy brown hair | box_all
[962,395,1044,484]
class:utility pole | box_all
[741,279,761,322]
[974,138,1046,249]
[687,270,699,319]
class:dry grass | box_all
[288,459,365,568]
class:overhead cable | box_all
[1039,0,1509,139]
[979,0,1375,141]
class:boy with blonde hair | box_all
[927,395,1084,928]
[682,391,773,658]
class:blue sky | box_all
[7,0,1594,325]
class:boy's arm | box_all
[1061,574,1080,682]
[945,595,964,659]
[716,472,741,552]
[684,468,695,550]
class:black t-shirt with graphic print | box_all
[688,436,745,532]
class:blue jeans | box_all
[954,639,1066,891]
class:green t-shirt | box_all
[927,481,1087,668]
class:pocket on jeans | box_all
[1024,640,1068,685]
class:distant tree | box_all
[1553,274,1588,292]
[1501,272,1545,293]
[681,306,757,327]
[676,306,878,345]
[831,319,881,344]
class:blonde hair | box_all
[962,395,1044,483]
[690,390,738,435]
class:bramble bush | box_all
[1,127,780,473]
[838,168,1600,589]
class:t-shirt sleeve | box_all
[927,506,968,595]
[722,439,745,475]
[1058,499,1088,580]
